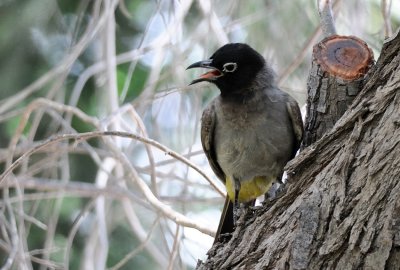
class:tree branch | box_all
[1,131,221,237]
[318,0,336,38]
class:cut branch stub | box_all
[314,35,374,80]
[303,35,374,148]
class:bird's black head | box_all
[187,43,266,95]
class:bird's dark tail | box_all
[214,196,234,244]
[214,197,256,244]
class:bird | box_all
[187,43,303,242]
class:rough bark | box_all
[197,29,400,270]
[303,35,374,147]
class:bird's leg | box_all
[264,183,280,203]
[246,199,258,212]
[264,184,288,207]
[263,173,285,205]
[233,178,241,226]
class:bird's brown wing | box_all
[201,103,234,243]
[201,103,225,182]
[286,98,304,153]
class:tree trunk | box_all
[196,29,400,270]
[303,35,373,147]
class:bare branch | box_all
[1,131,219,236]
[318,0,337,37]
[381,0,393,38]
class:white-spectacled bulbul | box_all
[187,43,303,242]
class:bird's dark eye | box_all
[222,62,237,73]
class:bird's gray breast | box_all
[213,96,292,182]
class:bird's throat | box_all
[219,87,258,104]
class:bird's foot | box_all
[249,204,263,212]
[233,203,253,227]
[263,183,286,206]
[217,232,233,243]
[233,204,242,226]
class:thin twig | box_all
[167,225,181,270]
[1,131,218,236]
[279,0,342,85]
[0,0,115,115]
[121,199,168,267]
[125,105,158,196]
[64,199,96,270]
[381,0,393,38]
[277,25,321,85]
[1,131,223,196]
[108,217,161,270]
[318,0,337,38]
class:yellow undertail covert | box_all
[225,175,275,203]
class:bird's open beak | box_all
[187,60,223,85]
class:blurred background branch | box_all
[0,0,399,269]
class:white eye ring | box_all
[222,62,237,73]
